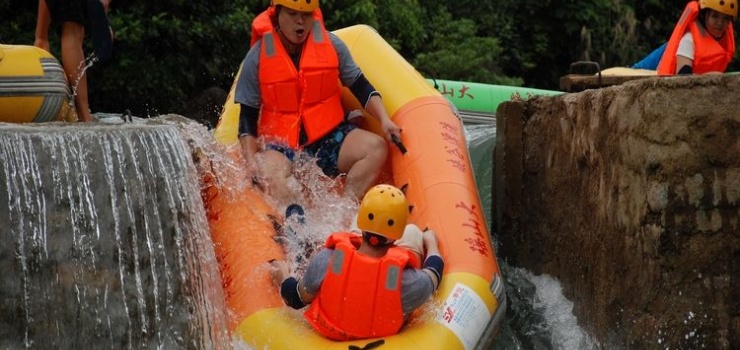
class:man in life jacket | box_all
[233,0,401,209]
[657,0,736,75]
[269,184,445,341]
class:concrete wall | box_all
[493,75,740,349]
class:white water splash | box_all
[520,269,597,350]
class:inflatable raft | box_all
[0,44,75,122]
[205,25,505,349]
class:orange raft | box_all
[204,24,506,349]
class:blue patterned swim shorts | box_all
[304,121,357,177]
[265,121,357,177]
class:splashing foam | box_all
[276,152,359,274]
[522,270,597,350]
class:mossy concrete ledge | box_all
[493,75,740,349]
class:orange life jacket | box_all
[304,232,419,340]
[255,8,343,148]
[657,1,735,75]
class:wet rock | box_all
[0,120,229,349]
[494,75,740,349]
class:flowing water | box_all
[0,116,594,349]
[0,118,230,349]
[466,124,596,350]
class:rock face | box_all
[493,75,740,349]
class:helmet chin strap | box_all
[363,232,394,247]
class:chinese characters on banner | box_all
[438,83,475,100]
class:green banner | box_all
[427,79,562,115]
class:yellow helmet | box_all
[699,0,737,20]
[357,185,408,240]
[273,0,319,12]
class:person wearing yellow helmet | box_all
[234,0,402,210]
[657,0,736,75]
[272,0,318,12]
[269,184,444,340]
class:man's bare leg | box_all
[337,129,388,201]
[60,22,93,122]
[256,150,302,210]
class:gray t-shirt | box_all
[234,32,362,109]
[302,248,436,316]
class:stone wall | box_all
[493,75,740,349]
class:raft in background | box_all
[0,44,75,122]
[206,24,506,349]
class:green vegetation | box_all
[1,0,738,117]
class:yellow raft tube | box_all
[206,25,506,349]
[0,44,75,122]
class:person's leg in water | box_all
[337,128,388,201]
[253,147,304,210]
[35,0,94,122]
[307,122,388,202]
[280,203,313,268]
[60,21,93,122]
[283,203,306,239]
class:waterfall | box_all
[0,117,230,349]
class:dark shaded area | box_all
[3,0,738,119]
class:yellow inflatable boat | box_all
[0,44,74,122]
[204,25,505,349]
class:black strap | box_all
[348,339,385,350]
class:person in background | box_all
[34,0,113,122]
[234,0,401,209]
[269,184,444,340]
[657,0,736,75]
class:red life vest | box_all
[254,8,343,148]
[304,232,419,340]
[657,1,735,75]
